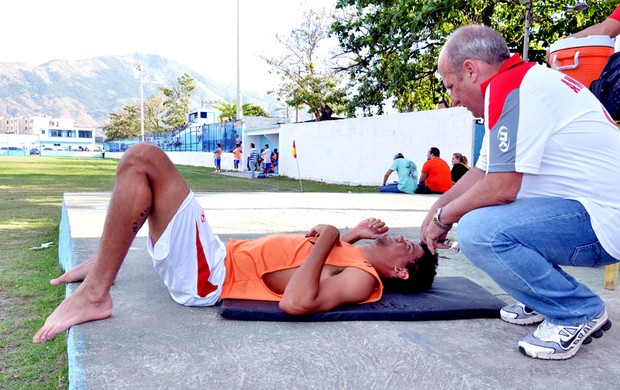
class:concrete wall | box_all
[278,107,476,186]
[107,107,477,186]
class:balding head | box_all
[440,24,511,76]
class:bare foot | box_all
[33,285,113,343]
[50,259,94,285]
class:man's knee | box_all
[118,143,164,173]
[457,209,498,256]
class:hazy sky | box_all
[1,0,337,94]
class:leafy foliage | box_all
[105,74,197,139]
[213,101,269,121]
[145,92,167,133]
[331,0,617,116]
[103,104,140,140]
[263,8,346,121]
[161,73,197,129]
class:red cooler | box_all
[549,35,615,88]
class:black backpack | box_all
[590,51,620,120]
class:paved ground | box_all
[56,192,620,389]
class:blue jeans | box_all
[379,183,403,193]
[458,197,618,325]
[415,182,444,194]
[249,161,257,178]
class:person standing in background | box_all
[271,148,279,174]
[262,144,272,176]
[232,144,242,171]
[214,144,223,173]
[248,143,259,179]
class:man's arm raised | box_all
[340,218,388,244]
[279,224,375,315]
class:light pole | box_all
[522,0,533,61]
[521,0,588,62]
[236,0,243,121]
[137,63,145,142]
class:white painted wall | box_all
[279,107,476,186]
[106,107,477,186]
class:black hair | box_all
[381,242,438,293]
[429,147,440,157]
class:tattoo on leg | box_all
[132,206,151,234]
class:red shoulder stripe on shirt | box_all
[484,59,536,129]
[610,5,620,21]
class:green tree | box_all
[332,0,617,116]
[104,93,167,139]
[264,7,345,121]
[103,104,140,140]
[145,92,166,133]
[160,73,197,129]
[213,101,269,121]
[243,102,270,117]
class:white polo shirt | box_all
[476,54,620,259]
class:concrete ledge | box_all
[58,192,620,389]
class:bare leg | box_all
[34,143,190,343]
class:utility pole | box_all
[522,0,532,62]
[137,63,145,142]
[236,0,243,121]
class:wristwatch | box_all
[433,207,453,231]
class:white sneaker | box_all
[518,309,611,360]
[500,302,544,325]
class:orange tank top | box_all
[221,234,383,303]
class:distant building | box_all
[0,115,75,135]
[0,114,101,153]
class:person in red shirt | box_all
[415,147,453,194]
[571,4,620,38]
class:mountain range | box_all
[0,53,282,128]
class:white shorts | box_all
[147,191,227,306]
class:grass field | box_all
[0,156,375,389]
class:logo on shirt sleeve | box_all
[497,126,511,153]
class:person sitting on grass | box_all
[33,142,438,343]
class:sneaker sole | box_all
[582,319,613,345]
[519,319,612,360]
[501,314,545,325]
[500,310,545,325]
